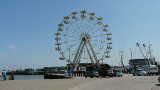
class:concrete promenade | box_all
[0,75,159,90]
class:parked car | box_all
[133,69,147,76]
[99,69,122,77]
[86,71,99,78]
[114,69,123,77]
[106,69,114,77]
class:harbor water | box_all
[6,75,44,80]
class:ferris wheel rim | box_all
[55,10,112,62]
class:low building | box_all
[129,58,156,67]
[44,67,66,74]
[67,63,111,72]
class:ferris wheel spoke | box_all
[92,33,108,37]
[60,40,78,45]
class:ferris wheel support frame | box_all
[72,34,99,71]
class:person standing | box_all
[2,71,7,80]
[9,72,14,80]
[0,71,2,80]
[84,72,87,79]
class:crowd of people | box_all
[0,71,14,80]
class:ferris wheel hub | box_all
[81,34,90,41]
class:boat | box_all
[44,73,71,79]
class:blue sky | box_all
[0,0,160,69]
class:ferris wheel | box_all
[55,10,112,65]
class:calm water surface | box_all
[13,75,44,80]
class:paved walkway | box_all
[70,75,160,90]
[0,75,159,90]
